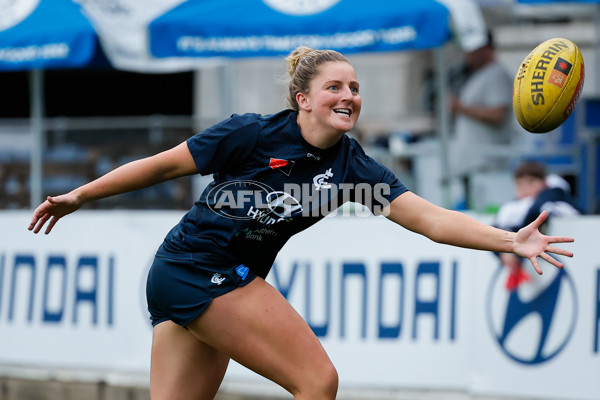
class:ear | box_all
[296,92,311,111]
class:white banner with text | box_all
[0,211,597,399]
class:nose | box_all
[340,85,353,101]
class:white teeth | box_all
[334,109,350,116]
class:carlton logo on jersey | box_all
[210,273,226,285]
[313,168,334,190]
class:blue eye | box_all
[328,85,338,90]
[351,87,359,94]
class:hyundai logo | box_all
[266,191,303,218]
[486,263,577,365]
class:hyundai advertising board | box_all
[0,211,597,399]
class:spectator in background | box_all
[450,30,515,209]
[494,161,581,290]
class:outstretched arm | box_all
[384,192,574,274]
[29,141,198,234]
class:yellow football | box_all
[513,38,585,133]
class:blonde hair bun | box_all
[286,46,315,78]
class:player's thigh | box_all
[150,320,230,400]
[187,277,338,397]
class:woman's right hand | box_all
[29,192,83,234]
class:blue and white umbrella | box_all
[149,0,452,58]
[147,0,490,59]
[0,0,98,71]
[1,0,489,71]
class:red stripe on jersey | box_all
[269,158,289,169]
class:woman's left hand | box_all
[513,210,574,275]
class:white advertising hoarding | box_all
[0,211,597,399]
[0,211,179,378]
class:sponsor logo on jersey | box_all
[236,265,249,280]
[234,226,279,242]
[208,178,392,221]
[266,191,303,218]
[269,158,295,176]
[235,227,263,241]
[313,168,334,190]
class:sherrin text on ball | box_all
[513,38,584,133]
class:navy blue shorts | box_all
[146,256,257,328]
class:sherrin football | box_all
[513,38,585,133]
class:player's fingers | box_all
[541,252,564,269]
[29,199,53,230]
[28,214,40,231]
[532,210,548,229]
[545,245,573,257]
[32,214,50,234]
[45,216,59,235]
[29,205,48,229]
[548,236,574,244]
[529,257,543,275]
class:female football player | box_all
[29,47,574,400]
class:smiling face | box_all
[296,61,361,140]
